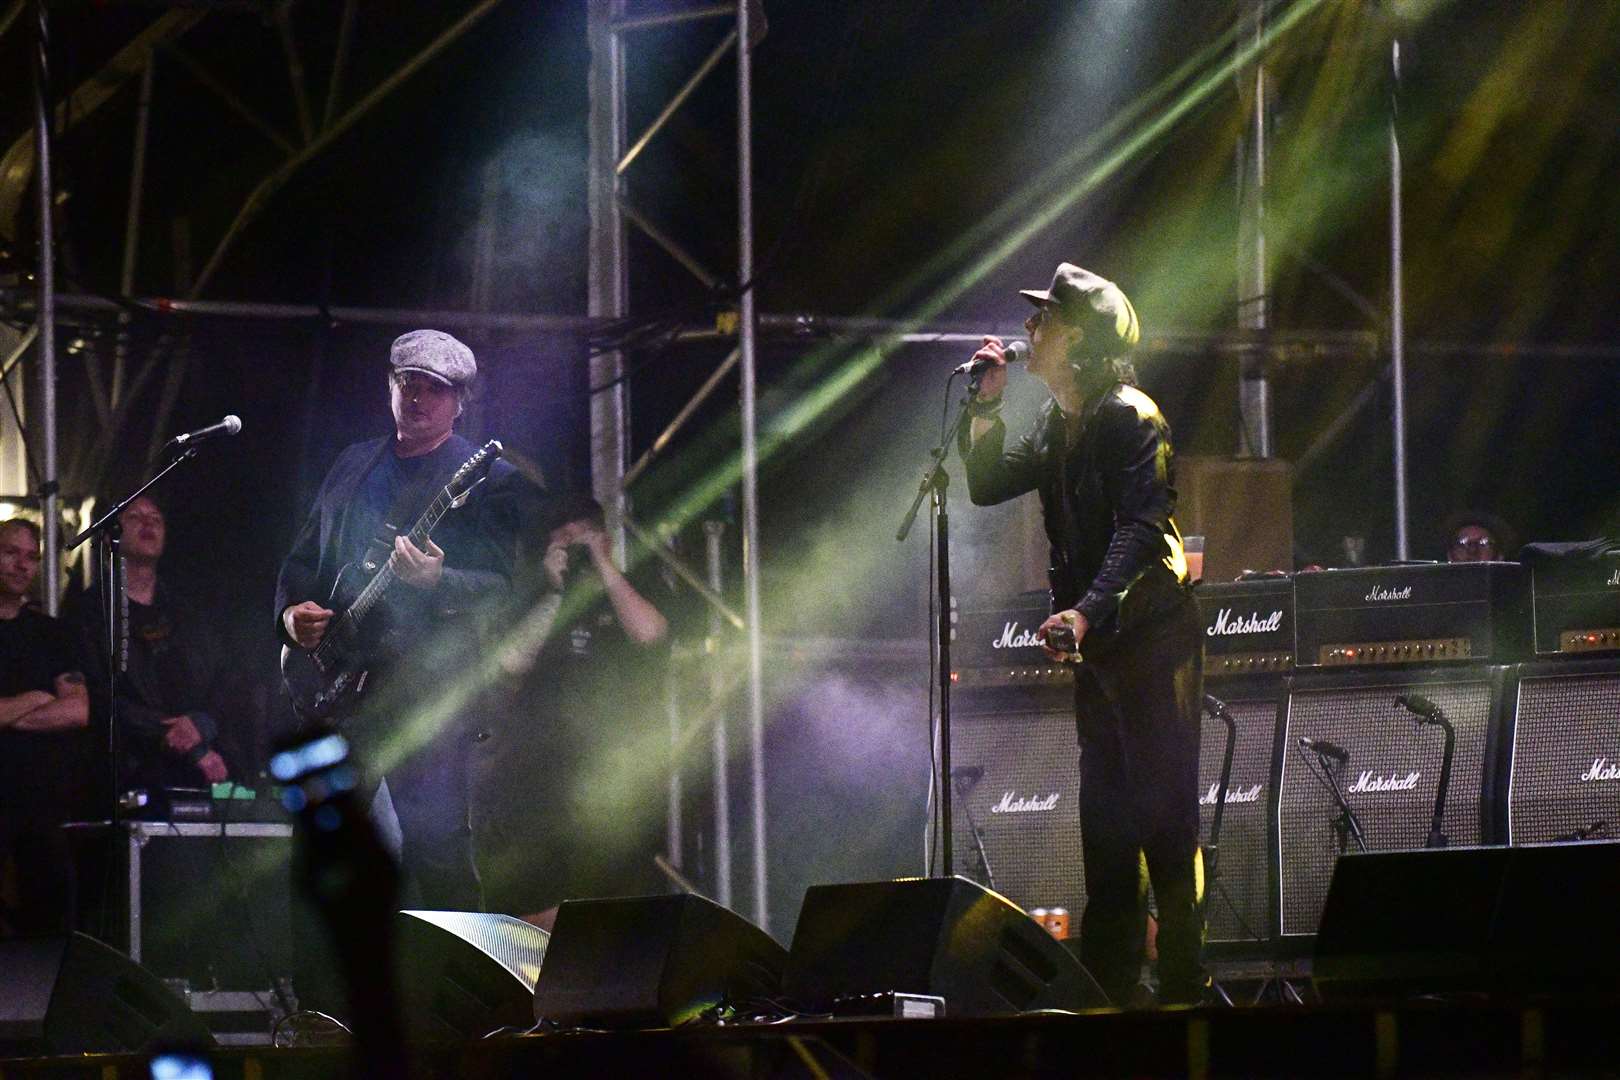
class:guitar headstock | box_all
[445,439,504,507]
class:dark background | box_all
[2,0,1617,935]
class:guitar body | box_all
[280,439,504,723]
[281,556,391,721]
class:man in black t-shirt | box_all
[0,517,91,937]
[496,493,672,924]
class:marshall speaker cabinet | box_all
[1275,665,1510,941]
[1497,657,1620,845]
[1195,578,1291,950]
[951,594,1084,919]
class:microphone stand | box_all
[67,447,200,824]
[1315,749,1368,855]
[1203,694,1238,884]
[952,769,997,890]
[1397,699,1454,849]
[897,376,981,878]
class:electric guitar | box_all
[281,439,503,721]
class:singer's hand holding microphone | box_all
[956,338,1028,401]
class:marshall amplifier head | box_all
[1501,659,1620,845]
[1275,666,1506,940]
[1527,547,1620,656]
[1294,562,1529,668]
[1196,577,1294,678]
[953,592,1075,692]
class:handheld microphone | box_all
[1395,692,1444,721]
[166,414,242,449]
[954,339,1028,377]
[1298,736,1350,764]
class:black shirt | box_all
[0,607,91,813]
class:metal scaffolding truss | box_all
[586,0,769,928]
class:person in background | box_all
[71,495,233,796]
[0,517,91,936]
[496,493,673,930]
[1441,510,1517,563]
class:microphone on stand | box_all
[950,765,985,789]
[954,340,1029,377]
[1395,692,1444,722]
[165,414,242,449]
[1298,736,1350,764]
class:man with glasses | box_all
[1441,510,1516,563]
[960,264,1205,1006]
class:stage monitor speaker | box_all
[531,893,786,1029]
[1200,686,1285,948]
[0,933,214,1055]
[1314,842,1620,1000]
[1276,666,1506,939]
[782,876,1109,1014]
[1500,659,1620,844]
[948,695,1084,920]
[395,910,549,1041]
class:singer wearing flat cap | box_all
[960,264,1205,1006]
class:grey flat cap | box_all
[390,329,477,386]
[1019,263,1141,353]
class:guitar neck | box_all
[347,489,454,624]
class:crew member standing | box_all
[276,330,521,910]
[0,517,91,937]
[959,264,1205,1006]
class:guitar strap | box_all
[377,443,468,549]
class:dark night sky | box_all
[3,0,1619,928]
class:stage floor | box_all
[5,996,1618,1079]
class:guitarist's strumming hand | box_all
[284,600,335,650]
[391,534,445,590]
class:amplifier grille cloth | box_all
[1200,697,1278,946]
[951,693,1277,947]
[950,706,1084,918]
[1278,678,1491,937]
[1509,671,1620,844]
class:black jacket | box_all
[961,381,1189,650]
[274,434,525,659]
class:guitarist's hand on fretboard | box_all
[284,600,335,650]
[390,535,446,590]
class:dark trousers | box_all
[377,725,482,912]
[1073,599,1205,1005]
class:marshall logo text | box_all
[1365,585,1414,603]
[993,622,1043,650]
[1581,758,1620,782]
[991,791,1061,814]
[1199,782,1262,806]
[1348,770,1421,793]
[1207,608,1284,638]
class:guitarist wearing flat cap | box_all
[276,329,524,910]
